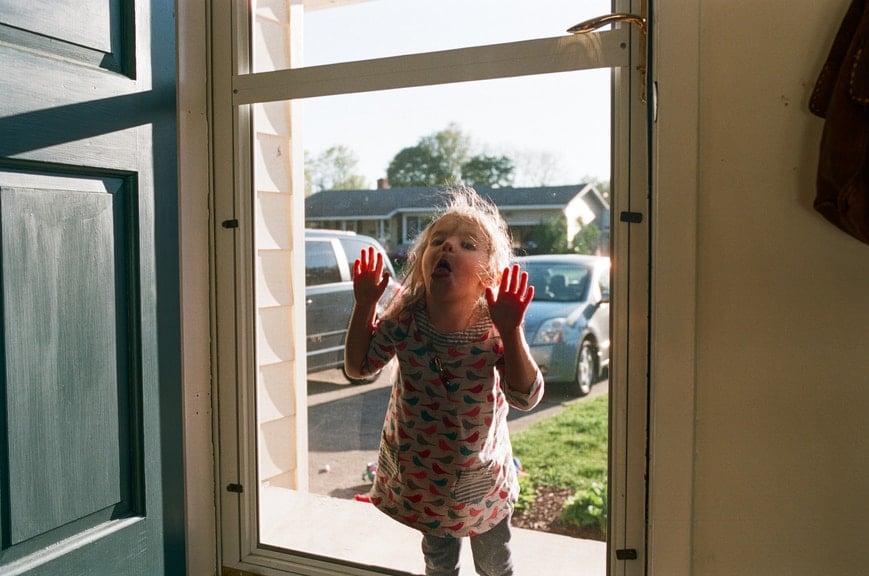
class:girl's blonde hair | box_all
[385,186,513,319]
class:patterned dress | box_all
[361,302,544,538]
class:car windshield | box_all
[521,262,591,302]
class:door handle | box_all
[567,14,646,35]
[568,13,648,103]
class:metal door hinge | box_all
[226,483,244,493]
[620,211,644,223]
[222,219,239,229]
[616,548,638,560]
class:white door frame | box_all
[207,1,653,574]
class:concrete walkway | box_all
[261,488,606,575]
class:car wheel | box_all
[576,340,596,396]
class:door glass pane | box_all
[256,0,611,71]
[251,0,616,573]
[255,69,611,574]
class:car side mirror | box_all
[599,289,610,304]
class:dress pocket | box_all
[377,436,399,479]
[451,464,496,504]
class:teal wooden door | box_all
[0,1,182,574]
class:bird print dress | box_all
[361,302,544,538]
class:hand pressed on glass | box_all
[486,264,534,335]
[353,245,390,309]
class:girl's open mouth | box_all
[432,259,451,277]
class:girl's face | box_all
[420,215,491,305]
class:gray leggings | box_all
[421,517,514,576]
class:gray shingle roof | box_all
[305,184,594,219]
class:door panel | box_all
[0,2,130,75]
[0,0,124,69]
[0,0,179,573]
[3,182,131,548]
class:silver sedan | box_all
[513,254,610,396]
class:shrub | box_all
[559,481,607,535]
[572,222,601,255]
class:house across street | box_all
[305,183,610,258]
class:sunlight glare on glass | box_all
[302,0,611,67]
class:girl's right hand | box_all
[486,264,534,333]
[353,246,390,307]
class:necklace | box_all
[431,355,450,385]
[427,300,484,386]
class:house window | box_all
[403,214,429,244]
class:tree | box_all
[527,217,569,254]
[305,145,368,195]
[386,144,453,187]
[386,123,472,187]
[572,223,602,255]
[461,154,515,188]
[511,149,564,186]
[427,122,472,181]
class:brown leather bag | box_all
[809,0,869,245]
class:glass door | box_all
[214,1,649,574]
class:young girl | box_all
[345,186,544,576]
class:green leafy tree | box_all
[572,223,602,255]
[304,150,314,195]
[305,145,368,195]
[528,217,569,254]
[425,122,472,182]
[386,145,453,187]
[461,154,515,187]
[387,123,472,187]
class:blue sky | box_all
[300,0,612,187]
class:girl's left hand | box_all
[486,264,534,333]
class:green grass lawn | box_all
[511,394,609,533]
[512,394,608,491]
